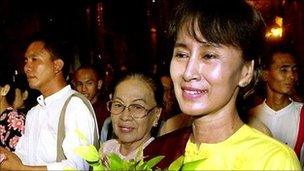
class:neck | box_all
[0,97,10,114]
[119,133,151,156]
[266,89,291,111]
[40,76,67,98]
[191,90,244,145]
[91,94,99,104]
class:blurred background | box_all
[0,0,303,75]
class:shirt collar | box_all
[263,98,295,113]
[37,85,72,106]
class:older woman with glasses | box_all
[101,72,163,160]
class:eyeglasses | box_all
[106,101,157,119]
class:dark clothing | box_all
[0,107,26,151]
[92,98,109,132]
[144,126,191,169]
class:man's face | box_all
[74,68,102,103]
[264,52,298,96]
[23,41,57,92]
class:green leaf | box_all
[74,145,99,162]
[92,164,105,171]
[145,155,165,169]
[181,158,206,170]
[108,153,125,170]
[168,155,184,171]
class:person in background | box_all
[249,44,304,164]
[73,65,109,132]
[158,74,193,136]
[0,68,27,152]
[144,0,300,170]
[0,33,99,170]
[101,72,163,160]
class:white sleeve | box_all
[47,97,97,170]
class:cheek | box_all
[170,61,182,81]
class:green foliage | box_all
[73,129,164,171]
[168,156,184,171]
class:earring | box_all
[153,122,158,127]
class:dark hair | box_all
[25,32,72,78]
[169,0,266,99]
[114,72,164,108]
[263,43,299,70]
[0,66,29,106]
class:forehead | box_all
[115,79,155,103]
[75,68,99,80]
[25,41,49,57]
[272,52,296,66]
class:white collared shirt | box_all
[250,100,303,148]
[15,85,98,170]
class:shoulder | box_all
[292,101,303,110]
[144,127,192,169]
[235,125,300,168]
[243,125,297,156]
[249,102,265,114]
[102,139,119,154]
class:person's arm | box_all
[0,147,47,171]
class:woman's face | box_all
[111,78,161,144]
[170,24,253,117]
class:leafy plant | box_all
[72,129,164,171]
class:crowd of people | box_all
[0,0,303,170]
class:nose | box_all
[24,61,31,75]
[183,56,201,82]
[287,70,297,82]
[119,106,133,121]
[81,84,88,92]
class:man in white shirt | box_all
[0,34,99,170]
[250,44,303,163]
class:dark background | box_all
[0,0,303,76]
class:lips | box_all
[181,86,207,99]
[118,125,134,133]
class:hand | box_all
[0,147,24,171]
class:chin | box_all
[180,107,205,116]
[119,137,136,144]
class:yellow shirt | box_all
[184,124,301,170]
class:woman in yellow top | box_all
[144,0,301,170]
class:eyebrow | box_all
[132,99,147,104]
[281,64,298,68]
[112,97,147,104]
[174,41,218,49]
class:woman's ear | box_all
[261,70,269,82]
[238,60,254,87]
[22,90,29,101]
[153,108,162,127]
[1,84,10,96]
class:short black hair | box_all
[25,32,72,78]
[263,43,299,70]
[0,65,29,106]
